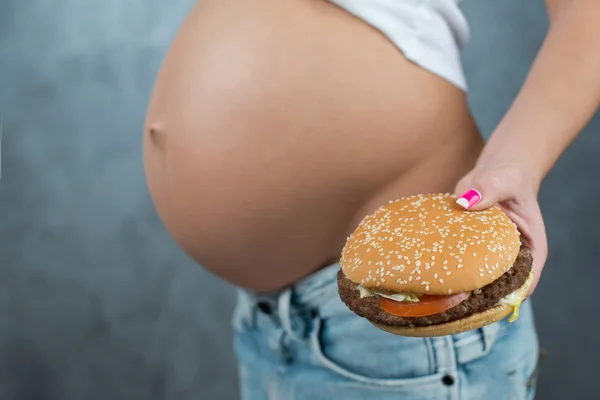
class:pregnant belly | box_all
[143,0,484,291]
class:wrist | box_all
[473,156,542,196]
[476,129,547,191]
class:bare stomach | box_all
[143,0,484,292]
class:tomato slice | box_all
[378,292,469,317]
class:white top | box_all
[329,0,470,90]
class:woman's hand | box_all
[454,164,547,297]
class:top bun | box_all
[340,193,520,295]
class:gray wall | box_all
[0,0,598,399]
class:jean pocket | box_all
[309,309,446,388]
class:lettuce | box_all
[496,291,524,323]
[495,271,534,322]
[357,285,420,302]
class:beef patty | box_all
[337,239,533,327]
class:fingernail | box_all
[456,188,481,209]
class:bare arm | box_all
[477,0,600,185]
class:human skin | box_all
[143,0,484,292]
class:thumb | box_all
[454,167,519,211]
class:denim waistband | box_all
[235,263,341,343]
[234,261,521,356]
[292,263,341,307]
[239,262,340,309]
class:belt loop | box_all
[481,327,490,353]
[277,288,305,343]
[481,325,498,353]
[437,335,460,399]
[236,290,257,328]
[431,335,459,394]
[431,336,455,375]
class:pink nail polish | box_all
[456,188,481,209]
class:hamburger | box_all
[338,193,534,337]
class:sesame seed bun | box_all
[370,270,534,337]
[340,193,521,295]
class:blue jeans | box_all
[232,263,539,399]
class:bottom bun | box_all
[370,271,534,338]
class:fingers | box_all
[498,198,547,297]
[455,166,523,211]
[454,165,547,297]
[523,202,548,297]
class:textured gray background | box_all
[1,0,598,399]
